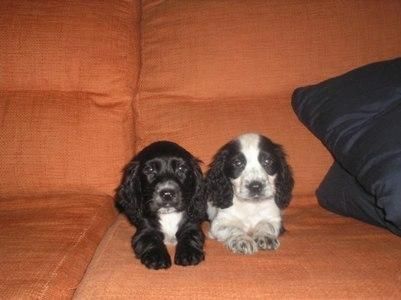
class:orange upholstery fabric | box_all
[140,0,401,99]
[0,0,140,196]
[0,0,140,96]
[136,97,332,196]
[137,0,401,196]
[0,194,117,299]
[74,198,401,298]
[0,91,133,196]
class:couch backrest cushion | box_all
[137,0,401,197]
[0,1,140,196]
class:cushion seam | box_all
[37,201,107,299]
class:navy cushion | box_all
[317,162,401,235]
[292,57,401,232]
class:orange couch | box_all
[1,1,401,298]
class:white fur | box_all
[159,211,183,244]
[209,196,281,240]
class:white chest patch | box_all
[159,211,184,244]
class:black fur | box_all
[116,141,206,269]
[205,141,237,209]
[259,135,294,209]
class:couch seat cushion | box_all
[0,194,117,299]
[74,199,401,298]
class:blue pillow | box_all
[292,57,401,232]
[317,162,401,235]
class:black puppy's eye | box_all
[176,164,188,177]
[143,165,156,175]
[177,165,187,172]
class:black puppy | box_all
[117,141,206,269]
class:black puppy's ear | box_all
[205,149,233,209]
[116,160,142,224]
[273,145,294,209]
[187,158,206,222]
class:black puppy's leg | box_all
[175,222,205,266]
[132,222,171,270]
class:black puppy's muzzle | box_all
[159,188,176,202]
[153,180,182,211]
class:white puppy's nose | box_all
[247,180,264,194]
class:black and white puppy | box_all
[206,133,294,255]
[117,141,206,269]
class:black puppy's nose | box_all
[248,181,264,194]
[159,189,176,202]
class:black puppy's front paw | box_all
[175,244,205,266]
[140,247,172,270]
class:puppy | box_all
[206,133,294,254]
[117,141,206,269]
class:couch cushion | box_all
[293,58,401,232]
[74,202,401,298]
[137,0,401,197]
[0,0,140,97]
[0,194,117,299]
[0,91,132,196]
[0,0,140,196]
[136,96,331,196]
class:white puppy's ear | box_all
[205,148,233,209]
[272,144,294,209]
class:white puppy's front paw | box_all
[227,235,258,255]
[253,234,280,250]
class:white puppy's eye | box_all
[262,158,271,167]
[232,159,244,167]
